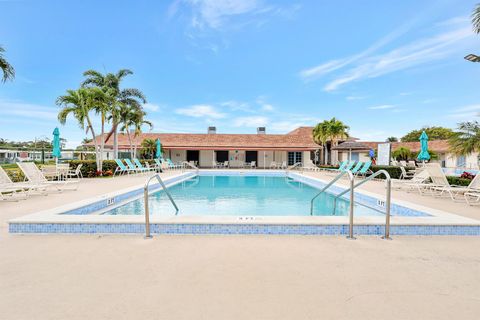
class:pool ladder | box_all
[144,173,179,238]
[309,170,392,239]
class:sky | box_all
[1,0,480,148]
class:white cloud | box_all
[143,103,162,112]
[220,100,252,112]
[233,116,268,127]
[323,24,473,91]
[175,104,227,119]
[0,99,58,120]
[261,103,274,111]
[346,95,366,101]
[448,104,480,119]
[368,105,396,110]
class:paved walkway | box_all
[1,172,480,319]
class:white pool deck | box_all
[2,171,480,319]
[6,169,480,229]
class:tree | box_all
[313,121,330,164]
[81,69,147,159]
[401,126,454,142]
[118,105,152,158]
[472,3,480,34]
[327,118,349,164]
[141,138,157,159]
[392,147,412,161]
[449,121,480,155]
[0,45,15,83]
[386,136,398,142]
[57,87,107,170]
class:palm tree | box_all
[392,147,412,161]
[141,139,157,159]
[57,88,106,170]
[313,121,330,165]
[327,118,349,164]
[82,69,147,158]
[449,121,480,155]
[0,45,15,83]
[472,3,480,34]
[386,136,398,142]
[119,105,152,158]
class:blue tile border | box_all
[9,222,480,236]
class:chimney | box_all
[208,126,216,134]
[257,127,266,134]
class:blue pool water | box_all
[103,176,382,217]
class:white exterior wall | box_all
[258,151,273,168]
[338,151,370,162]
[169,149,186,163]
[199,150,214,168]
[445,152,479,169]
[303,151,311,165]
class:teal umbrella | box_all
[417,130,430,162]
[155,138,162,159]
[52,127,61,162]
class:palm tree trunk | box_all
[86,116,101,171]
[112,121,118,159]
[100,114,105,174]
[126,130,133,158]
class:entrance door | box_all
[186,150,200,164]
[245,151,258,163]
[216,150,229,163]
[287,152,303,166]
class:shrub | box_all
[66,159,153,178]
[447,176,472,186]
[370,165,414,179]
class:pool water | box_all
[103,176,383,217]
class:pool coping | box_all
[9,170,480,230]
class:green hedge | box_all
[446,176,472,187]
[370,165,415,179]
[67,159,154,178]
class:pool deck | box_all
[1,172,480,319]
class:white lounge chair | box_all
[66,163,83,179]
[464,190,480,206]
[17,162,79,191]
[245,161,256,169]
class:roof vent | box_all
[257,127,266,134]
[208,126,216,134]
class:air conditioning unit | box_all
[208,126,216,134]
[257,127,266,134]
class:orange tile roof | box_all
[334,140,451,153]
[91,126,321,151]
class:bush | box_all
[67,159,153,178]
[369,165,415,179]
[447,176,472,187]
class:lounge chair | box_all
[303,161,319,172]
[408,160,417,167]
[124,159,149,174]
[399,160,407,167]
[392,169,430,190]
[322,160,348,173]
[281,161,287,169]
[134,159,155,173]
[350,161,364,175]
[223,161,229,169]
[66,163,83,179]
[114,159,135,176]
[153,159,164,172]
[428,168,480,201]
[399,166,415,180]
[245,161,256,169]
[329,161,355,174]
[0,166,43,201]
[17,162,79,191]
[270,161,278,169]
[464,190,480,206]
[355,161,372,178]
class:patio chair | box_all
[393,169,430,190]
[223,161,229,169]
[281,161,287,169]
[407,160,417,167]
[399,160,407,167]
[134,159,155,173]
[464,190,480,206]
[17,162,79,191]
[399,166,415,180]
[245,161,256,169]
[0,166,44,201]
[429,169,480,201]
[114,159,135,176]
[327,161,355,174]
[350,161,364,175]
[322,160,348,173]
[66,163,83,179]
[153,159,164,172]
[355,161,372,178]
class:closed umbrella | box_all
[52,127,61,164]
[156,138,162,159]
[417,131,430,163]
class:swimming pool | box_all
[103,175,382,217]
[9,170,480,236]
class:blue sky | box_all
[1,0,480,148]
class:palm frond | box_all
[472,4,480,34]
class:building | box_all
[91,127,326,168]
[333,140,480,169]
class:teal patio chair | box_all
[114,159,135,176]
[350,161,364,174]
[134,158,155,172]
[356,161,373,178]
[124,159,147,174]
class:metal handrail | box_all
[144,173,179,238]
[310,170,352,215]
[182,161,199,174]
[332,169,392,239]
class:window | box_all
[288,152,303,165]
[456,155,466,167]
